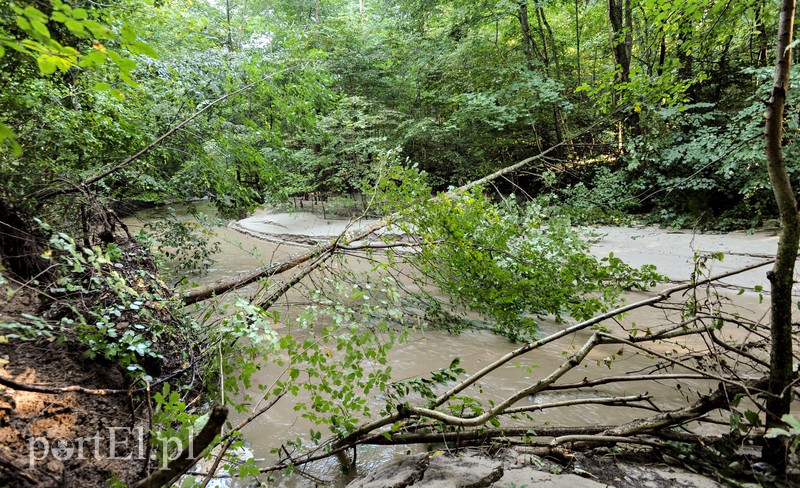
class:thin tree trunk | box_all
[607,0,637,141]
[518,3,537,69]
[763,0,798,474]
[539,7,560,78]
[575,0,581,83]
[755,0,769,66]
[538,7,563,143]
[677,28,694,101]
[226,0,234,51]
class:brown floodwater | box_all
[125,205,777,487]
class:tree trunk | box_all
[0,199,49,281]
[607,0,638,140]
[226,0,234,51]
[538,7,563,143]
[677,28,695,102]
[534,7,551,76]
[575,0,581,83]
[755,0,769,67]
[763,0,798,475]
[518,3,538,70]
[607,0,631,84]
[540,7,559,78]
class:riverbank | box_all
[0,284,147,487]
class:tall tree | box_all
[763,0,797,474]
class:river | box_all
[126,203,779,487]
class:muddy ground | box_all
[0,286,147,487]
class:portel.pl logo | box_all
[27,427,196,469]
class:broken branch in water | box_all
[182,138,578,305]
[132,404,228,488]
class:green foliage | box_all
[150,383,204,469]
[284,96,403,196]
[138,209,223,282]
[41,231,181,378]
[267,279,407,438]
[208,298,280,410]
[378,165,663,341]
[0,0,158,154]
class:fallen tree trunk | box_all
[182,147,564,305]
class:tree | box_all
[763,0,797,473]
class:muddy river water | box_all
[126,205,782,487]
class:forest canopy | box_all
[1,0,794,228]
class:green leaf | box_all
[79,49,106,68]
[765,428,790,439]
[83,20,113,39]
[0,123,22,157]
[36,55,57,74]
[115,57,137,72]
[782,414,800,431]
[23,6,47,22]
[109,89,125,101]
[30,20,51,39]
[16,16,32,32]
[93,82,111,91]
[65,19,87,37]
[121,25,137,43]
[129,41,158,59]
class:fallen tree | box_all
[181,146,565,305]
[187,257,797,485]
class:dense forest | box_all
[1,0,800,486]
[2,0,797,227]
